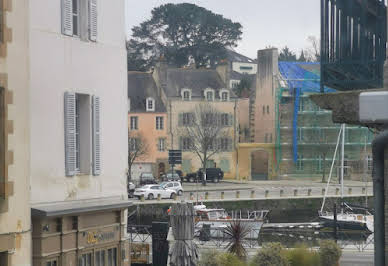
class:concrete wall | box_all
[254,49,277,144]
[29,0,128,203]
[0,0,32,265]
[168,99,238,179]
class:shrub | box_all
[198,250,246,266]
[250,243,289,266]
[223,220,250,259]
[319,240,342,266]
[285,244,320,266]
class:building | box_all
[0,1,131,265]
[225,49,257,91]
[152,62,239,179]
[128,72,169,181]
[0,1,32,265]
[252,48,372,180]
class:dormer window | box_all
[146,97,155,112]
[204,88,214,101]
[181,88,192,101]
[219,89,229,102]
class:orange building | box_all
[128,72,169,180]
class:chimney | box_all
[256,48,278,95]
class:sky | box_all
[125,0,320,59]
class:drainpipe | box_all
[372,130,388,266]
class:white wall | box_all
[232,62,257,75]
[29,0,128,204]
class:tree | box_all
[250,243,289,266]
[278,46,297,62]
[224,220,250,259]
[127,3,243,70]
[306,36,320,62]
[128,131,149,184]
[234,75,252,98]
[298,50,307,62]
[179,104,230,185]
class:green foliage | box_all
[234,75,252,97]
[278,46,297,62]
[319,240,342,266]
[198,250,246,266]
[285,245,320,266]
[298,50,307,62]
[250,243,289,266]
[223,220,250,259]
[127,3,242,70]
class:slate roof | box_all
[128,72,167,112]
[164,68,237,99]
[226,49,256,63]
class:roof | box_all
[230,71,256,83]
[278,62,335,93]
[226,49,256,63]
[164,68,236,98]
[128,72,167,112]
[31,198,132,217]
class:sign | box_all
[81,226,119,247]
[168,150,182,165]
[131,243,150,264]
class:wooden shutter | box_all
[61,0,73,36]
[64,92,76,176]
[92,96,101,175]
[89,0,97,41]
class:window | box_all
[182,89,191,101]
[182,113,192,126]
[107,248,117,266]
[367,155,373,172]
[262,106,265,115]
[206,91,213,101]
[156,116,164,130]
[146,97,155,112]
[181,137,192,151]
[298,128,304,142]
[299,98,305,112]
[267,106,270,114]
[220,138,231,151]
[0,252,8,266]
[221,114,229,126]
[130,116,138,130]
[128,98,131,112]
[264,134,268,143]
[95,250,105,266]
[270,133,273,143]
[296,155,304,171]
[65,93,100,176]
[129,138,139,152]
[317,155,323,171]
[46,260,58,266]
[240,66,253,70]
[72,0,79,36]
[0,0,4,44]
[79,253,92,266]
[158,138,166,152]
[221,92,228,101]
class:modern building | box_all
[0,0,131,265]
[128,72,169,181]
[225,49,257,91]
[252,48,373,180]
[152,62,239,179]
[0,1,32,265]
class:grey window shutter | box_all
[61,0,73,36]
[89,0,97,41]
[228,114,233,127]
[178,113,183,126]
[179,137,183,150]
[228,138,233,151]
[64,92,76,176]
[92,96,101,175]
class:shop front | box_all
[31,198,132,266]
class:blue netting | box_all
[278,62,335,93]
[293,87,300,163]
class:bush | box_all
[319,240,342,266]
[250,243,289,266]
[198,250,246,266]
[285,245,320,266]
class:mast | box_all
[364,136,368,208]
[341,124,345,211]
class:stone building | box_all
[128,72,169,181]
[1,0,131,265]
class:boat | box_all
[193,204,269,239]
[319,124,373,232]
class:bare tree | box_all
[128,131,149,183]
[179,104,231,184]
[306,36,321,62]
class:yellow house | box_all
[153,63,239,179]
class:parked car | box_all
[186,168,224,183]
[133,185,177,200]
[160,181,184,195]
[139,172,158,186]
[162,172,181,182]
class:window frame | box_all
[72,0,80,37]
[156,116,164,130]
[204,88,214,102]
[130,116,138,130]
[219,89,229,102]
[146,97,155,112]
[182,137,192,151]
[158,138,166,152]
[181,89,191,101]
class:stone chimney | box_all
[216,61,231,89]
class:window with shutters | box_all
[129,138,139,151]
[130,116,138,130]
[182,113,192,126]
[204,88,214,101]
[156,116,164,130]
[158,138,166,152]
[220,138,230,151]
[219,89,229,102]
[182,138,192,151]
[221,114,229,127]
[72,0,79,36]
[181,89,191,101]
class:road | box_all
[132,181,373,204]
[340,251,374,266]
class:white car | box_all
[134,185,177,200]
[160,182,183,196]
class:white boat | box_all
[193,204,269,239]
[319,124,373,232]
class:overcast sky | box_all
[125,0,320,59]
